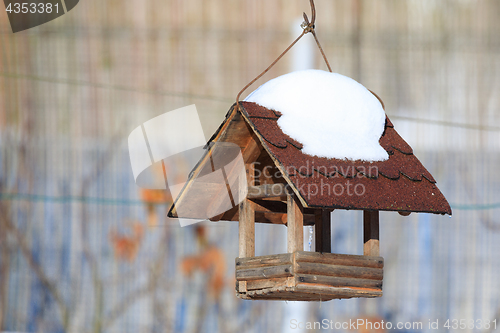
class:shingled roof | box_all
[239,101,451,215]
[169,101,451,219]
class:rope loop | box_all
[236,0,332,109]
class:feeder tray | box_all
[236,251,383,301]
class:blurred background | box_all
[1,0,500,332]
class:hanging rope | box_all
[236,0,332,108]
[301,0,332,73]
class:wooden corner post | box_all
[315,209,331,253]
[287,188,303,253]
[239,162,255,258]
[363,210,380,257]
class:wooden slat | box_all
[237,281,247,293]
[242,295,327,301]
[235,264,293,281]
[236,253,292,269]
[315,209,331,253]
[239,285,381,300]
[295,261,383,281]
[239,162,255,258]
[296,274,382,290]
[287,192,303,253]
[243,295,335,301]
[247,183,287,199]
[363,210,380,257]
[238,199,254,258]
[294,283,383,298]
[217,109,254,148]
[295,251,383,269]
[245,277,288,291]
[241,291,329,301]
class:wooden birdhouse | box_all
[168,0,450,301]
[168,96,451,301]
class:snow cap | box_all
[245,69,389,162]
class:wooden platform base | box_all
[235,251,383,301]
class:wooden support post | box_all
[287,190,303,253]
[363,210,380,257]
[239,163,255,258]
[315,209,331,253]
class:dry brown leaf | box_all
[110,222,145,262]
[140,189,169,204]
[179,245,226,299]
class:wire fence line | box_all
[1,71,499,133]
[1,192,500,211]
[1,0,500,332]
[0,72,233,103]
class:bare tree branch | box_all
[0,213,10,329]
[77,124,127,333]
[102,223,169,330]
[0,203,69,330]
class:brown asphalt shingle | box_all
[239,101,451,215]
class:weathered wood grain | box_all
[235,252,384,301]
[295,262,383,280]
[235,264,293,281]
[294,251,383,269]
[238,160,255,258]
[287,193,303,253]
[294,283,383,298]
[295,274,382,289]
[236,253,292,269]
[237,281,247,293]
[245,277,288,291]
[238,198,255,258]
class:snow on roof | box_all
[245,69,389,162]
